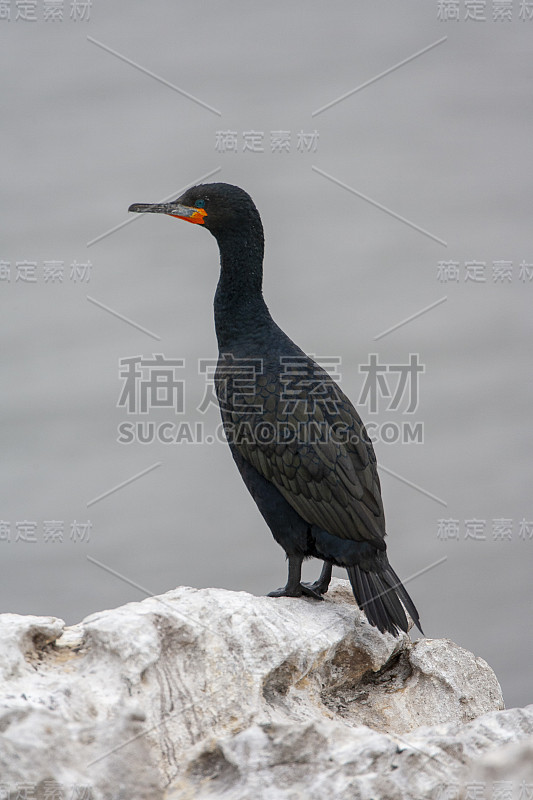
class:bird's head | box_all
[128,182,263,241]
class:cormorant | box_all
[129,183,423,637]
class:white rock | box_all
[461,734,533,797]
[0,579,529,800]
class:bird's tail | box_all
[346,561,423,637]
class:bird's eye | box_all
[195,199,205,209]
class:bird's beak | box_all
[128,202,207,225]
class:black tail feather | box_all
[382,563,424,635]
[373,572,409,634]
[359,568,390,633]
[346,563,423,637]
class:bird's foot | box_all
[302,579,330,596]
[302,562,332,597]
[268,583,324,600]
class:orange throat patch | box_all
[170,207,207,225]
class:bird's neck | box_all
[213,228,272,350]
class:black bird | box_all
[129,183,423,637]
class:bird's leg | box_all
[267,554,324,600]
[303,561,333,596]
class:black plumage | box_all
[129,183,423,637]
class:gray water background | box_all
[1,1,532,709]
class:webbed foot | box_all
[268,583,324,600]
[302,562,333,596]
[302,579,329,595]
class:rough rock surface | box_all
[461,734,533,799]
[0,579,530,800]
